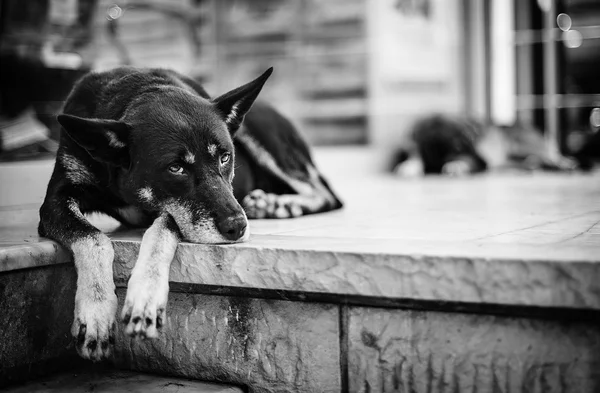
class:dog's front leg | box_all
[39,197,117,361]
[121,213,179,339]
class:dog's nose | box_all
[216,214,248,241]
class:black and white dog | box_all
[38,66,342,361]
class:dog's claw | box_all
[77,324,87,346]
[156,308,165,329]
[87,340,97,352]
[109,324,116,345]
[122,311,131,325]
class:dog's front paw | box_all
[243,189,303,219]
[121,275,168,339]
[442,160,472,176]
[394,158,424,178]
[72,291,118,362]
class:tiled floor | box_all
[254,172,600,246]
[3,164,599,252]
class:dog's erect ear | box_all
[57,114,131,167]
[212,67,273,134]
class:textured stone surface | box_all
[3,169,600,310]
[4,368,243,393]
[0,264,77,383]
[113,290,340,393]
[110,236,600,310]
[0,242,71,273]
[348,307,600,393]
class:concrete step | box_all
[2,157,600,392]
[3,368,242,393]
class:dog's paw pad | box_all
[121,280,167,340]
[274,199,302,218]
[72,294,117,362]
[122,307,162,339]
[243,190,305,219]
[243,189,269,219]
[289,202,303,217]
[274,205,290,218]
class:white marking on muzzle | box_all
[163,200,248,244]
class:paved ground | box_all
[1,149,599,257]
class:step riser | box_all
[113,290,341,393]
[0,265,76,386]
[2,267,599,392]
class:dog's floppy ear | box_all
[57,114,131,167]
[212,67,273,134]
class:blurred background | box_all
[0,0,599,168]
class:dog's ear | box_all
[57,114,131,167]
[212,67,273,134]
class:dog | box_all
[38,66,342,361]
[392,114,579,177]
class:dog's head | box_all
[58,68,273,243]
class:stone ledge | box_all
[2,231,600,312]
[3,171,600,312]
[110,233,600,311]
[0,242,71,273]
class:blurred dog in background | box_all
[391,114,596,177]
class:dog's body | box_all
[392,114,578,177]
[38,66,342,360]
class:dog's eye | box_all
[168,164,184,174]
[220,153,231,165]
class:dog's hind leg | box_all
[240,160,341,219]
[121,213,179,339]
[39,195,117,361]
[234,103,343,219]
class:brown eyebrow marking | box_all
[207,144,217,156]
[183,151,195,164]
